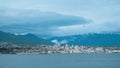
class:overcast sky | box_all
[0,0,120,37]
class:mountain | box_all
[1,31,120,46]
[0,31,52,46]
[49,33,120,46]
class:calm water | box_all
[0,53,120,68]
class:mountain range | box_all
[49,33,120,46]
[0,31,120,46]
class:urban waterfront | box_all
[1,42,120,54]
[0,53,120,68]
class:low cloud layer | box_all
[0,10,90,36]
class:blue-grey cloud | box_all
[0,0,120,37]
[0,9,90,36]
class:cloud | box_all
[0,0,120,37]
[51,21,120,36]
[0,10,90,36]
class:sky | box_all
[0,0,120,37]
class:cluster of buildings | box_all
[37,44,120,54]
[0,42,120,54]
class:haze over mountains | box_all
[0,31,120,46]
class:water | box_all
[0,53,120,68]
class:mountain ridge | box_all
[0,31,52,46]
[0,31,120,46]
[49,33,120,46]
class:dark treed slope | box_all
[0,31,52,46]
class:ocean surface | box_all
[0,53,120,68]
